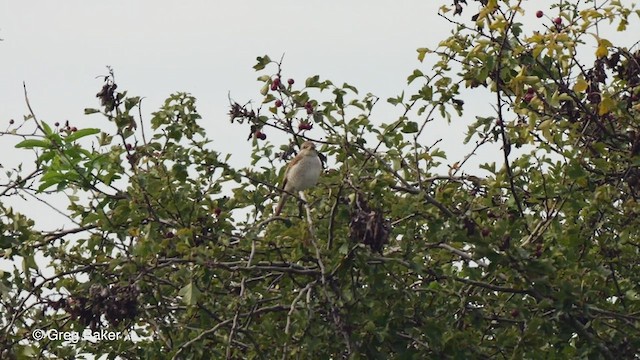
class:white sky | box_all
[1,1,450,153]
[1,0,638,230]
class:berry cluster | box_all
[49,283,139,330]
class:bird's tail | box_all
[274,193,289,216]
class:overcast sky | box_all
[1,1,450,155]
[1,0,638,229]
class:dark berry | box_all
[275,100,283,107]
[536,10,543,18]
[287,78,295,85]
[255,131,266,140]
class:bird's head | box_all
[300,141,316,153]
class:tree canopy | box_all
[2,0,640,358]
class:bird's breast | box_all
[287,155,322,191]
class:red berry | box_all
[481,228,491,237]
[523,92,534,103]
[298,122,313,131]
[536,10,543,18]
[510,309,520,317]
[71,127,78,132]
[287,78,294,85]
[214,208,222,217]
[270,77,281,91]
[526,87,535,94]
[126,143,133,151]
[554,17,562,25]
[275,100,283,107]
[304,101,314,114]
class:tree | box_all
[2,0,640,358]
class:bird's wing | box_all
[281,163,290,190]
[282,151,304,190]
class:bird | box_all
[274,141,322,216]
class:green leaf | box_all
[401,121,419,133]
[342,82,358,94]
[260,83,269,96]
[22,255,37,274]
[598,96,616,115]
[418,85,433,101]
[416,47,431,62]
[124,96,140,111]
[179,282,201,305]
[84,108,100,115]
[41,122,53,136]
[573,77,588,93]
[15,139,50,149]
[64,128,100,143]
[257,75,271,82]
[539,119,553,142]
[253,55,272,70]
[387,91,405,106]
[407,69,424,84]
[306,75,320,87]
[338,242,349,255]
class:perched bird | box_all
[274,141,322,216]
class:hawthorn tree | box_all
[2,0,640,358]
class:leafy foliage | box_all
[1,1,640,359]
